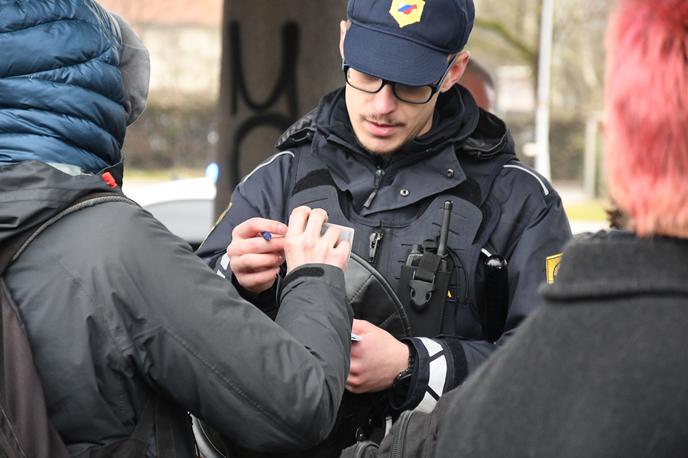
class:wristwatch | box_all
[392,343,416,395]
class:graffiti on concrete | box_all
[228,21,300,187]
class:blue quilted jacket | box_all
[0,0,127,172]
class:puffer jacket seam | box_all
[6,56,121,96]
[0,17,102,37]
[0,108,120,138]
[8,53,118,82]
[0,126,121,154]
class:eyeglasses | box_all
[342,55,458,105]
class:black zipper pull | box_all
[363,168,385,209]
[369,230,384,264]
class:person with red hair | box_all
[605,0,688,237]
[343,1,688,456]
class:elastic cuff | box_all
[280,263,344,295]
[442,337,469,384]
[403,337,453,414]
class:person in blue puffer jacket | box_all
[0,1,355,456]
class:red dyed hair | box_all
[605,0,688,236]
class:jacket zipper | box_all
[368,230,384,265]
[363,167,385,209]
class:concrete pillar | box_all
[215,1,346,215]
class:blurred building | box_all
[99,0,222,104]
[96,0,222,169]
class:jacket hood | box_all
[0,0,149,175]
[0,161,114,244]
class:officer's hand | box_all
[347,319,410,393]
[227,217,288,294]
[284,206,350,273]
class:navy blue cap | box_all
[345,0,475,86]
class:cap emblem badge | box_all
[390,0,425,28]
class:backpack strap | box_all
[0,277,73,458]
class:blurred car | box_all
[124,177,216,250]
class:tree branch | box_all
[475,17,538,65]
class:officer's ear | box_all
[440,51,470,93]
[339,20,350,60]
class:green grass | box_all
[564,200,609,221]
[125,167,205,183]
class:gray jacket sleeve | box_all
[11,200,352,453]
[115,203,353,451]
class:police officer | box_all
[198,0,571,455]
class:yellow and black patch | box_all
[545,253,562,284]
[213,201,232,228]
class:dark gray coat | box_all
[344,232,688,457]
[0,161,353,456]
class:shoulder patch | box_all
[545,253,562,284]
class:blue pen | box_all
[261,231,272,241]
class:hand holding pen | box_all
[225,218,288,294]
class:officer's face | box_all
[345,81,439,156]
[339,22,468,156]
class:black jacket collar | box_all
[308,86,513,215]
[275,86,515,215]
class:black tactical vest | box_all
[284,137,512,341]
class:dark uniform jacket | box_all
[198,86,571,453]
[344,232,688,457]
[0,2,352,455]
